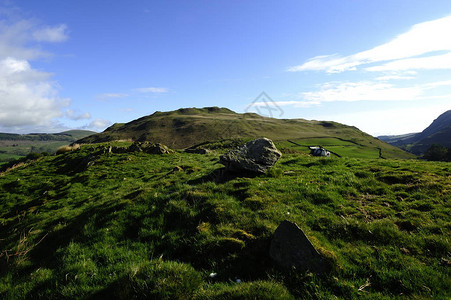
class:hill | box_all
[0,130,95,165]
[77,107,414,159]
[378,110,451,155]
[0,142,449,298]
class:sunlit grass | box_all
[0,143,449,299]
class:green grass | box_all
[0,143,449,299]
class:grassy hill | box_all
[77,107,414,160]
[0,130,96,165]
[0,142,449,299]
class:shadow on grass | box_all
[28,201,128,269]
[187,168,259,185]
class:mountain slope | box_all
[77,107,414,159]
[378,110,451,155]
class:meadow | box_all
[0,141,449,299]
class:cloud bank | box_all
[288,15,451,73]
[285,14,451,112]
[0,9,75,132]
[0,57,70,127]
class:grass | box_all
[0,142,449,299]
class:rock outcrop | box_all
[127,142,173,154]
[219,138,281,174]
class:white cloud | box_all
[32,24,68,43]
[134,87,168,93]
[251,100,320,108]
[423,80,451,88]
[301,81,422,102]
[83,119,111,131]
[288,15,451,73]
[65,110,91,120]
[0,10,73,132]
[375,73,416,81]
[0,57,70,127]
[96,93,129,100]
[366,52,451,72]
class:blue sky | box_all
[1,0,450,136]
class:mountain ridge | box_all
[76,107,413,159]
[378,110,451,155]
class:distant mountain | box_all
[0,130,96,164]
[378,110,451,155]
[77,107,414,159]
[0,130,96,142]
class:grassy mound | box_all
[0,142,449,299]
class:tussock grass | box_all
[55,144,80,155]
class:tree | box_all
[423,144,450,161]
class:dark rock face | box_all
[270,220,327,273]
[219,138,281,174]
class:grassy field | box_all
[0,142,449,299]
[0,130,95,164]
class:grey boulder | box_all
[219,138,281,174]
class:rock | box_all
[269,220,327,273]
[80,155,99,171]
[127,142,173,154]
[128,143,142,152]
[142,143,173,154]
[219,138,281,174]
[111,146,128,154]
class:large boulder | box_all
[270,220,327,273]
[219,138,281,173]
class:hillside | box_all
[0,142,449,299]
[77,107,414,159]
[379,110,451,155]
[0,130,95,165]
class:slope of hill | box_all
[0,130,96,164]
[77,107,414,159]
[378,110,451,155]
[0,142,449,298]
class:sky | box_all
[0,0,450,136]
